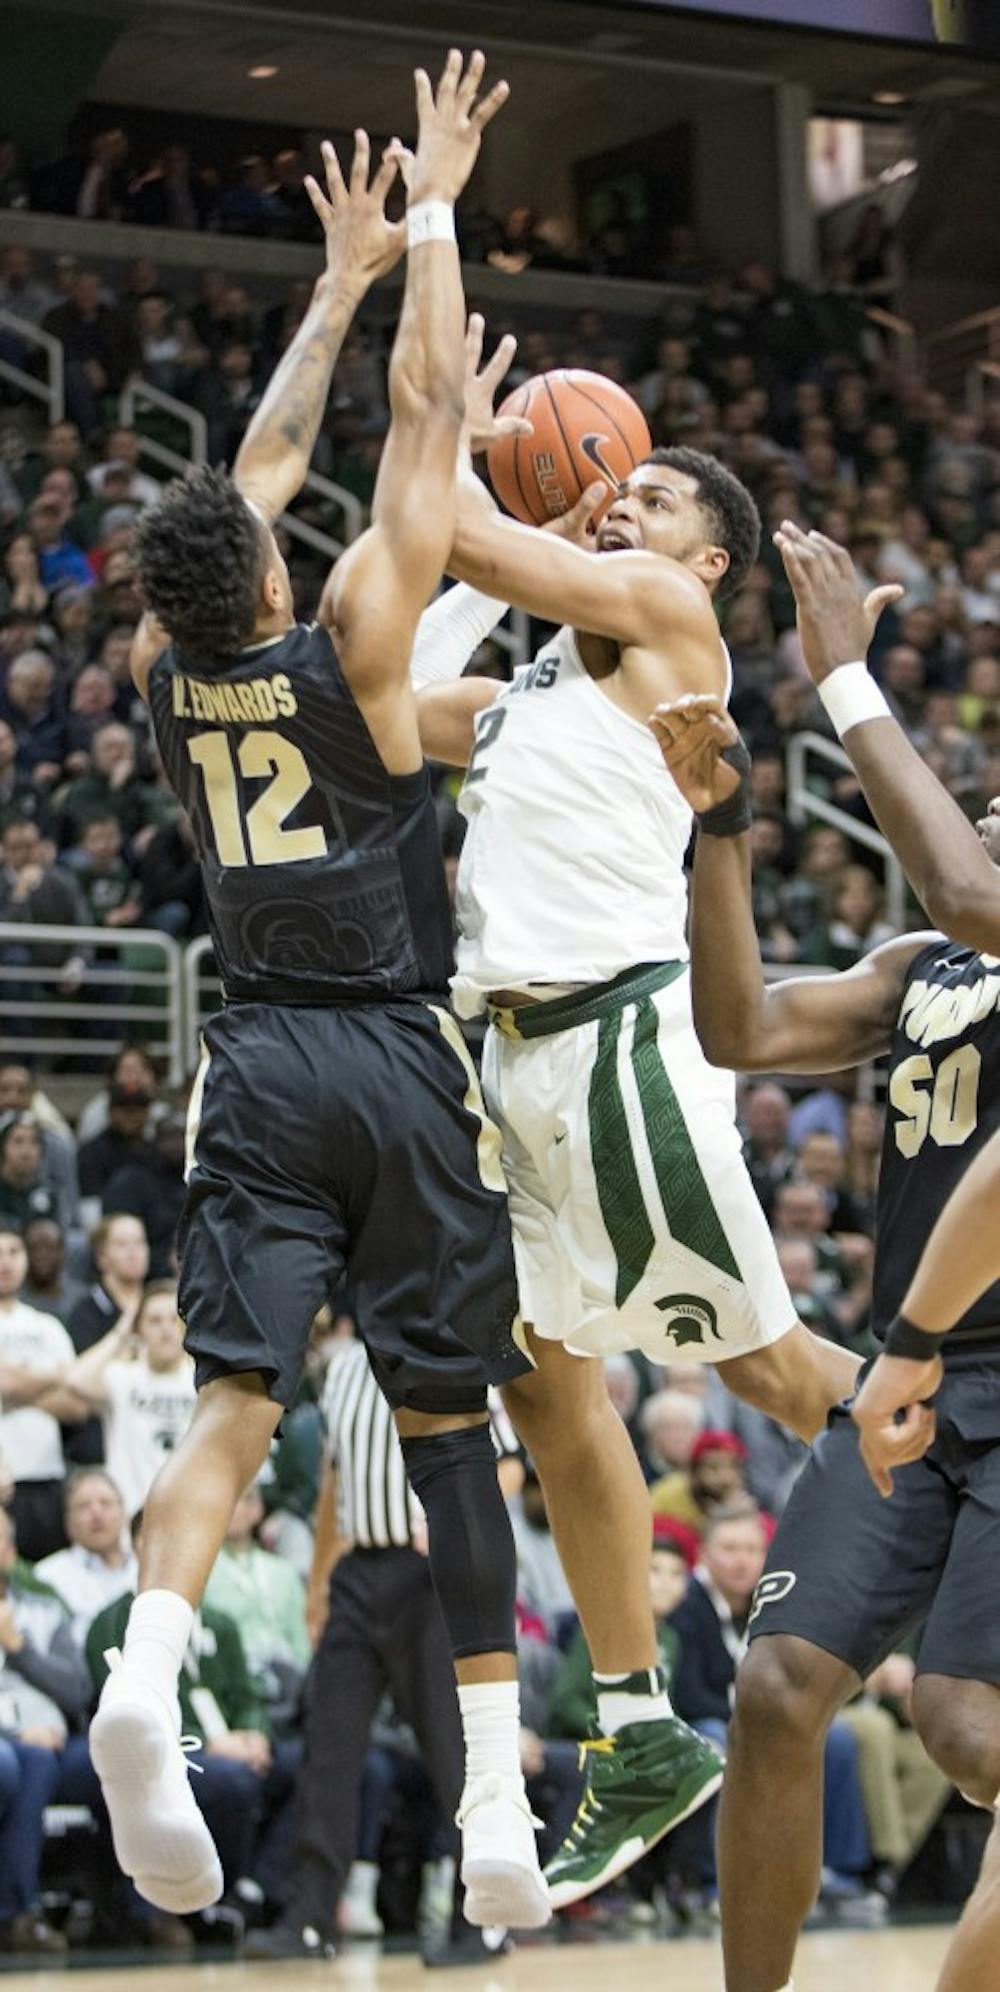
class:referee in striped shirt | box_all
[246,1332,521,1964]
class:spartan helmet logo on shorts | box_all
[654,1293,723,1349]
[748,1570,797,1628]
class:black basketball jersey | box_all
[873,938,1000,1356]
[147,621,453,1004]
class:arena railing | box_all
[0,307,65,424]
[116,376,362,556]
[924,306,1000,407]
[118,376,208,478]
[786,730,907,933]
[0,921,185,1085]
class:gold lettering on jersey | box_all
[273,674,296,718]
[899,973,1000,1049]
[173,672,300,723]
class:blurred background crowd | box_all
[0,14,998,1959]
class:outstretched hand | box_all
[851,1352,943,1498]
[463,313,532,455]
[773,520,903,686]
[543,484,607,545]
[407,48,509,206]
[304,132,406,292]
[649,693,743,814]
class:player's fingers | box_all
[386,141,415,191]
[648,711,685,750]
[493,416,533,440]
[471,79,511,131]
[456,49,486,111]
[778,517,810,545]
[482,331,518,390]
[349,129,371,196]
[370,145,400,206]
[546,483,604,540]
[865,583,905,626]
[303,175,330,222]
[414,68,434,121]
[809,529,855,575]
[436,47,462,100]
[464,312,485,377]
[320,140,347,205]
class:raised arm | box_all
[447,500,710,652]
[649,693,928,1074]
[61,1307,137,1410]
[320,50,508,760]
[233,133,405,523]
[851,1127,1000,1495]
[775,520,1000,954]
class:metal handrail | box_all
[119,376,208,476]
[117,376,360,560]
[0,921,184,1084]
[0,307,64,422]
[299,467,362,547]
[786,730,907,932]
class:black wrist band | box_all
[884,1314,947,1362]
[696,736,753,839]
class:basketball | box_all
[487,369,652,527]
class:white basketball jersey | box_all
[452,625,731,1018]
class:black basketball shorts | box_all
[747,1356,1000,1686]
[177,998,531,1414]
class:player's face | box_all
[596,465,726,587]
[975,795,1000,867]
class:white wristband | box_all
[407,200,456,248]
[817,661,891,738]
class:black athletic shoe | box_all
[243,1921,335,1961]
[422,1925,512,1968]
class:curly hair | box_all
[132,464,266,664]
[644,446,761,599]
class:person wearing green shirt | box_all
[549,1538,689,1743]
[204,1482,310,1739]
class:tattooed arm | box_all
[233,131,405,524]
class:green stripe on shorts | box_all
[631,997,742,1282]
[588,1007,656,1307]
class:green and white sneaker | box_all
[544,1719,724,1910]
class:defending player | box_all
[404,327,863,1906]
[653,651,1000,1989]
[88,57,554,1939]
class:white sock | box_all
[458,1680,523,1786]
[594,1665,673,1736]
[121,1588,194,1704]
[346,1860,379,1907]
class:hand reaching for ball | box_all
[462,313,532,455]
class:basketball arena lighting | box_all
[248,64,279,78]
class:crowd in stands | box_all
[1,120,896,291]
[0,202,993,1952]
[0,1089,958,1952]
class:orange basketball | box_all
[487,369,652,527]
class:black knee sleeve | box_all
[400,1424,517,1661]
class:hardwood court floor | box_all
[0,1925,955,1990]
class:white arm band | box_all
[817,661,891,738]
[407,201,456,248]
[409,583,509,691]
